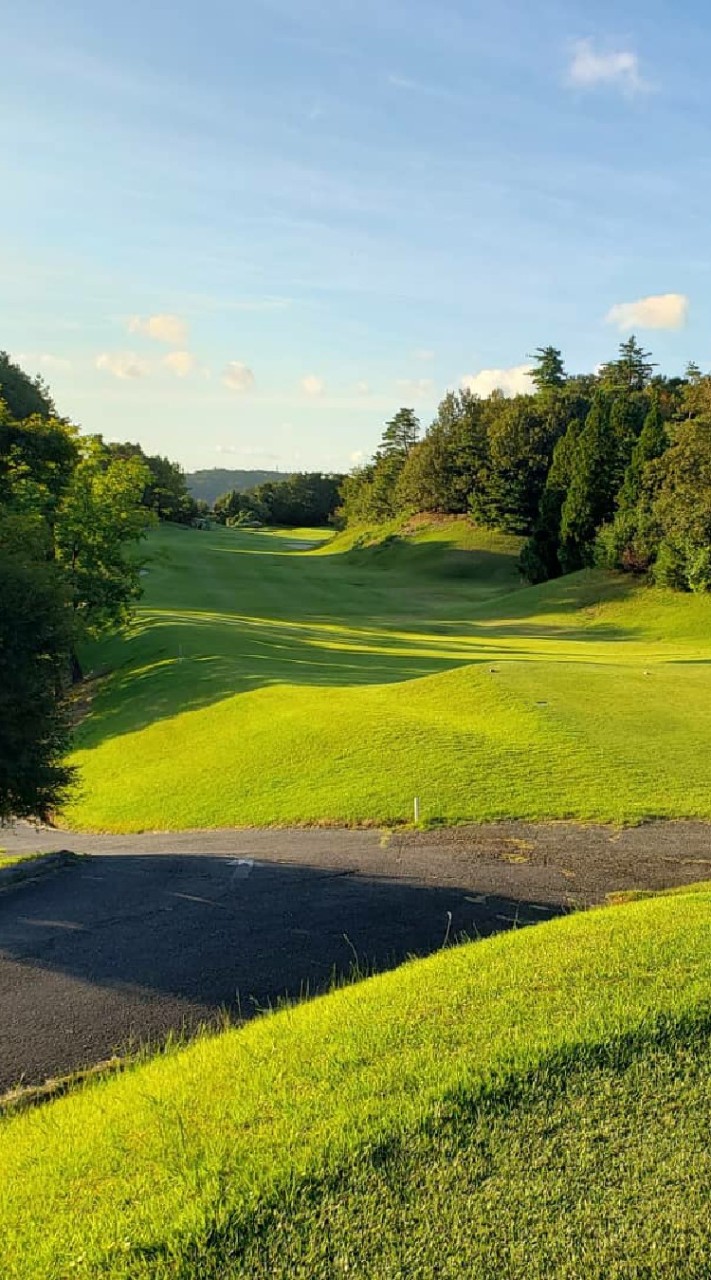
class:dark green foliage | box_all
[559,395,618,570]
[214,472,343,528]
[108,442,197,523]
[519,421,581,582]
[0,403,79,512]
[336,339,709,593]
[396,391,488,514]
[0,351,56,420]
[652,419,711,592]
[469,397,563,534]
[528,345,566,393]
[599,335,656,392]
[0,553,73,822]
[0,357,154,820]
[339,409,420,524]
[618,401,668,512]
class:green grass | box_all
[4,888,711,1276]
[62,517,711,830]
[0,851,51,870]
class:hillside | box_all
[186,468,289,506]
[61,517,711,831]
[3,886,711,1277]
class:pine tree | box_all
[518,420,581,582]
[599,336,656,392]
[617,400,668,511]
[559,395,617,570]
[377,408,420,460]
[528,346,566,394]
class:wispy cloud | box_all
[460,364,533,397]
[605,293,689,331]
[396,378,436,399]
[567,40,651,95]
[222,361,256,392]
[413,349,435,362]
[301,374,325,396]
[129,313,189,345]
[16,352,72,373]
[96,351,150,380]
[163,351,199,378]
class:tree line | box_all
[339,339,711,593]
[0,351,200,822]
[213,471,344,528]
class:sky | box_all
[3,0,711,473]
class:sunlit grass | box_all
[3,889,711,1277]
[61,520,711,830]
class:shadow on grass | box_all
[75,527,644,752]
[0,853,563,1090]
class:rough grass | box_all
[61,519,711,831]
[3,889,711,1277]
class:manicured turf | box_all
[62,518,711,830]
[3,888,711,1277]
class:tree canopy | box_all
[339,337,711,594]
[0,356,165,820]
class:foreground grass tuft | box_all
[62,520,711,831]
[3,889,711,1276]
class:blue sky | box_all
[2,0,710,472]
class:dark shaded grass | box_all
[156,1014,711,1280]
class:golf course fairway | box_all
[62,519,711,831]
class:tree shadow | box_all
[0,854,563,1090]
[77,539,641,749]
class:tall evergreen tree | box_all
[599,336,656,392]
[559,395,617,570]
[519,420,581,582]
[618,401,668,511]
[528,346,566,393]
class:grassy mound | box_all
[3,888,711,1277]
[62,519,711,830]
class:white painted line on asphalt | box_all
[227,859,255,879]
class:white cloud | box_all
[128,313,188,345]
[567,40,650,94]
[96,351,150,380]
[163,350,198,378]
[396,378,436,399]
[460,364,533,398]
[301,374,325,396]
[222,361,256,392]
[413,348,434,362]
[350,449,366,464]
[605,293,689,331]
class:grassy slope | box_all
[62,519,711,830]
[3,889,711,1277]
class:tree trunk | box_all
[70,651,83,685]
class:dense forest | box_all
[340,339,711,593]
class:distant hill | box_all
[186,469,289,507]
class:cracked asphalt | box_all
[1,820,710,1092]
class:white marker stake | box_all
[414,796,420,823]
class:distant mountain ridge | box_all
[186,468,290,507]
